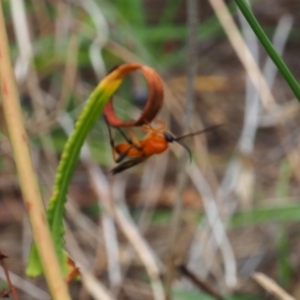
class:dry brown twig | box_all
[179,265,225,300]
[0,267,50,300]
[10,0,47,123]
[64,224,115,300]
[208,0,276,109]
[0,3,71,299]
[87,161,165,300]
[253,272,295,300]
[165,0,199,297]
[0,250,19,300]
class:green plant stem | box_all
[0,3,71,300]
[235,0,300,102]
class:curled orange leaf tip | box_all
[103,63,164,127]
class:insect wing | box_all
[111,157,147,174]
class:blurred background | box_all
[0,0,300,299]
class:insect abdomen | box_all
[115,144,142,157]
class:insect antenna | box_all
[174,124,222,142]
[176,139,192,162]
[172,124,222,161]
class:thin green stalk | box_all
[0,3,71,300]
[235,0,300,102]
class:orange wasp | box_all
[105,117,220,174]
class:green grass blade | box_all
[230,203,300,228]
[235,0,300,102]
[158,0,182,25]
[276,227,293,287]
[26,76,122,277]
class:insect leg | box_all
[154,119,166,131]
[117,127,142,150]
[104,116,115,148]
[104,116,121,162]
[111,156,148,175]
[104,115,143,162]
[115,146,134,163]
